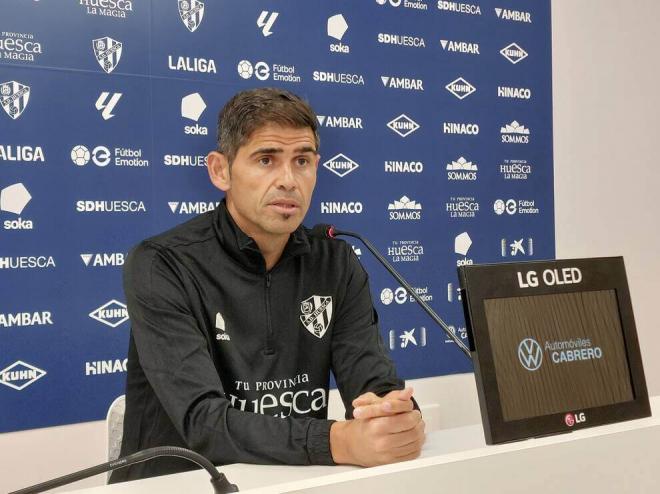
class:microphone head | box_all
[309,223,336,239]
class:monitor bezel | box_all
[458,256,650,444]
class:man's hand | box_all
[330,387,425,467]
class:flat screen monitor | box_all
[458,257,650,444]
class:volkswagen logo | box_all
[518,338,543,371]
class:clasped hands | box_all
[330,387,425,467]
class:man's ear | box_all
[207,151,231,192]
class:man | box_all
[110,88,425,482]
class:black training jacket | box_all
[109,200,405,482]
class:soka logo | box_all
[71,145,149,167]
[381,75,424,91]
[500,159,532,180]
[446,196,479,218]
[389,327,427,350]
[168,55,216,73]
[1,182,33,230]
[320,201,362,214]
[501,120,530,143]
[179,0,205,32]
[377,33,426,48]
[446,156,477,180]
[500,43,528,64]
[0,361,46,390]
[168,201,218,215]
[0,145,45,164]
[0,31,43,62]
[327,14,350,54]
[437,1,481,15]
[323,153,359,177]
[238,60,301,83]
[440,39,480,55]
[181,92,208,135]
[388,196,421,220]
[316,115,363,129]
[89,299,129,328]
[455,232,473,266]
[81,252,126,267]
[495,7,532,23]
[388,239,424,263]
[1,80,30,120]
[446,77,475,99]
[79,0,134,18]
[300,295,333,339]
[95,92,122,120]
[385,160,423,173]
[501,238,534,257]
[215,312,230,341]
[93,37,122,74]
[257,11,278,37]
[387,114,419,137]
[376,0,429,11]
[518,338,543,371]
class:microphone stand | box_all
[9,446,239,494]
[330,226,472,358]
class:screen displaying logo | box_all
[518,338,543,371]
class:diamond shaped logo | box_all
[0,361,47,391]
[500,42,528,64]
[323,153,359,177]
[89,299,129,328]
[445,77,476,100]
[387,114,419,137]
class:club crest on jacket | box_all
[300,295,333,339]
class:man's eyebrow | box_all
[249,146,317,158]
[293,146,317,154]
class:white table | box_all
[68,396,659,493]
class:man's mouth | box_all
[268,199,301,214]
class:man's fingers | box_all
[384,387,414,402]
[352,392,379,408]
[353,399,415,419]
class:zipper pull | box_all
[266,273,271,288]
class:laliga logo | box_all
[518,338,542,371]
[564,412,586,427]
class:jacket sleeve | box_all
[124,241,335,466]
[330,245,407,419]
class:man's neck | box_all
[226,201,290,271]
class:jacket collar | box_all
[213,199,311,273]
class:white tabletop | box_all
[68,396,660,494]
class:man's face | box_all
[220,123,319,239]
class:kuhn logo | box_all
[0,80,30,120]
[92,36,122,73]
[257,11,278,37]
[323,153,359,177]
[89,300,129,328]
[387,114,420,137]
[179,0,205,32]
[446,77,475,99]
[300,295,333,339]
[95,92,122,120]
[500,43,528,64]
[518,338,543,371]
[0,360,47,390]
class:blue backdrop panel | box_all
[1,0,554,432]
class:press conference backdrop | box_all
[0,0,553,433]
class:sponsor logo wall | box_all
[0,1,554,432]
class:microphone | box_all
[9,446,239,494]
[310,224,471,358]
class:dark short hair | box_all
[216,87,320,164]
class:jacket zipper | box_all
[264,273,274,355]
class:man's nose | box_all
[276,162,297,190]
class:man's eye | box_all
[259,157,272,166]
[297,158,309,166]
